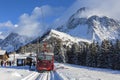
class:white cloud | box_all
[14,24,18,27]
[0,5,65,39]
[15,5,65,38]
[0,21,15,28]
[32,5,65,19]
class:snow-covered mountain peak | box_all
[0,32,33,52]
[71,7,87,18]
[44,29,91,45]
[76,7,86,13]
[57,8,120,41]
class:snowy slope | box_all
[0,66,34,80]
[55,63,120,80]
[44,29,91,45]
[57,7,120,41]
[0,63,120,80]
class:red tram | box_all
[36,52,54,71]
[36,43,54,71]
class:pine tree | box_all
[97,40,106,68]
[112,39,120,69]
[71,43,78,64]
[97,40,112,68]
[86,41,98,67]
[78,43,87,66]
[115,39,120,53]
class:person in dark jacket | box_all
[9,61,11,66]
[1,61,3,66]
[29,59,32,69]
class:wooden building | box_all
[0,50,9,61]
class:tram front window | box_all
[46,56,52,60]
[38,55,52,60]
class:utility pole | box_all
[13,44,16,66]
[24,46,26,54]
[37,39,40,54]
[14,51,15,65]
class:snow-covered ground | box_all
[55,63,120,80]
[0,66,34,80]
[0,63,120,80]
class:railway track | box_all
[36,71,50,80]
[21,72,39,80]
[21,71,62,80]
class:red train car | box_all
[36,52,54,71]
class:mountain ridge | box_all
[1,7,120,52]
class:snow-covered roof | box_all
[9,52,37,61]
[0,50,6,55]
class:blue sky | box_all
[0,0,76,39]
[0,0,75,24]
